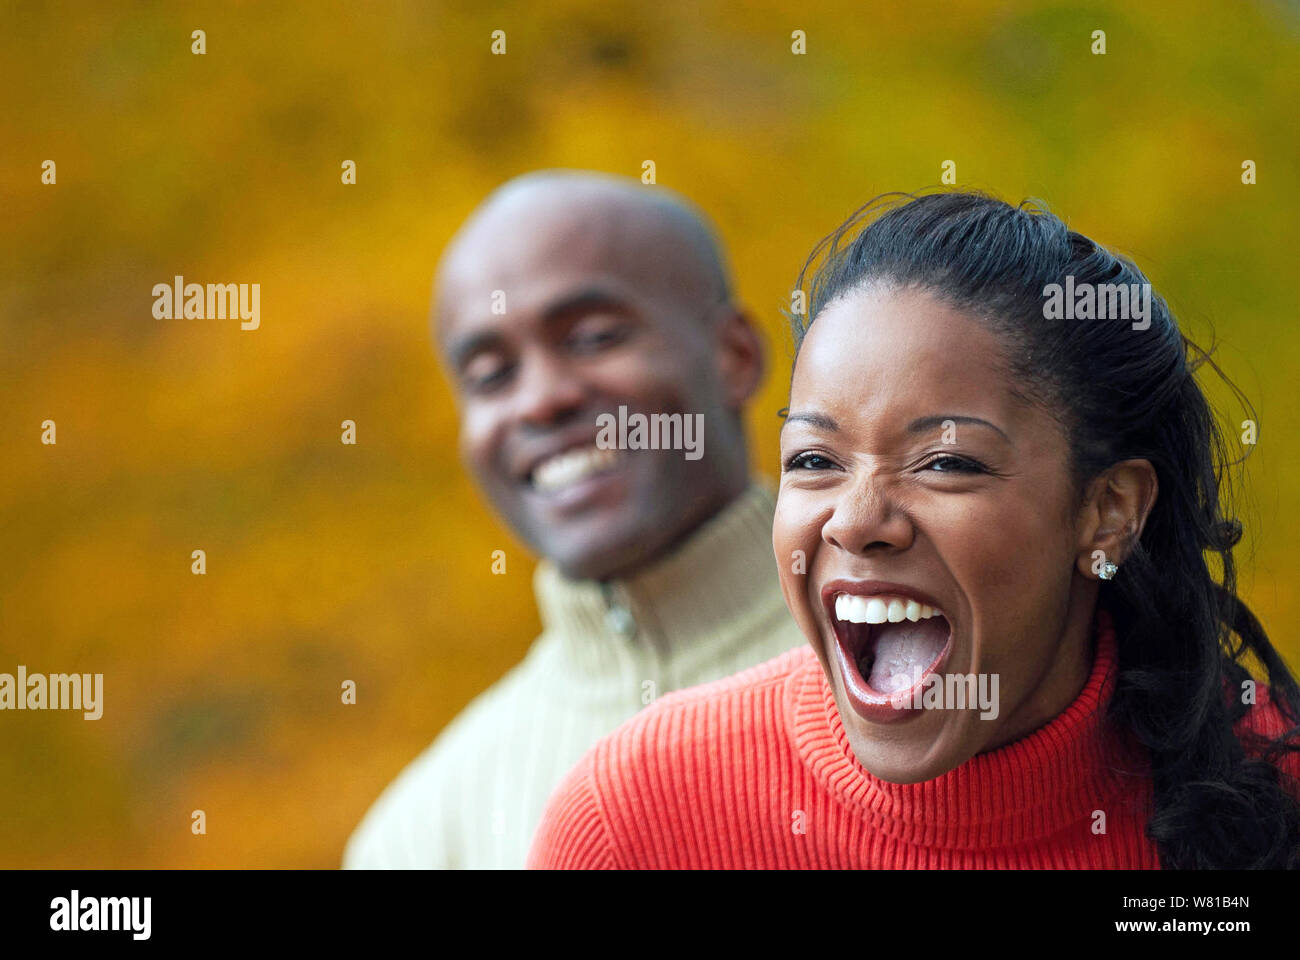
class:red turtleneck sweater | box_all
[527,613,1297,868]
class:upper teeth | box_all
[833,594,942,624]
[532,445,621,492]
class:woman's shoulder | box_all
[596,644,816,765]
[1231,681,1300,784]
[1232,681,1294,734]
[656,644,816,709]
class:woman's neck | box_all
[979,589,1100,753]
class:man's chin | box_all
[540,524,665,582]
[498,460,722,581]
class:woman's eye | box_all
[924,455,986,474]
[785,451,835,471]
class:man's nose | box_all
[820,474,915,555]
[511,351,587,427]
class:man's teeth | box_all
[833,594,942,624]
[532,445,621,492]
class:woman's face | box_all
[775,282,1101,783]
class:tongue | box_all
[866,617,949,694]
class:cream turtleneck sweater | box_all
[343,483,803,869]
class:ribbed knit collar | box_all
[789,608,1148,849]
[532,483,786,681]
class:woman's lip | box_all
[829,621,953,725]
[819,578,946,616]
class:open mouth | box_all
[821,584,953,717]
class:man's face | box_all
[437,194,748,581]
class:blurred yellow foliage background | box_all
[1,1,1297,866]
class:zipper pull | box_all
[600,583,637,639]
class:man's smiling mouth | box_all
[527,443,624,493]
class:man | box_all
[343,170,802,868]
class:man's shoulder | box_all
[404,652,543,763]
[342,649,544,867]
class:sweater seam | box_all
[585,742,629,870]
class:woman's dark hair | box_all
[791,190,1300,869]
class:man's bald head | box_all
[434,170,762,582]
[436,170,731,331]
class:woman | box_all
[527,191,1300,869]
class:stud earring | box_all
[1099,561,1119,581]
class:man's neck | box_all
[532,481,785,665]
[593,476,750,585]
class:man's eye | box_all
[924,455,986,474]
[566,319,627,351]
[784,451,835,471]
[463,355,511,391]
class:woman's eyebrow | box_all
[780,411,838,432]
[907,414,1011,443]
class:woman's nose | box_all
[820,476,915,555]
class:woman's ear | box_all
[1074,459,1159,578]
[714,306,765,410]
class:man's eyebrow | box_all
[445,287,632,367]
[907,414,1011,442]
[780,411,839,432]
[540,286,632,322]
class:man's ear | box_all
[714,307,764,410]
[1074,459,1159,578]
